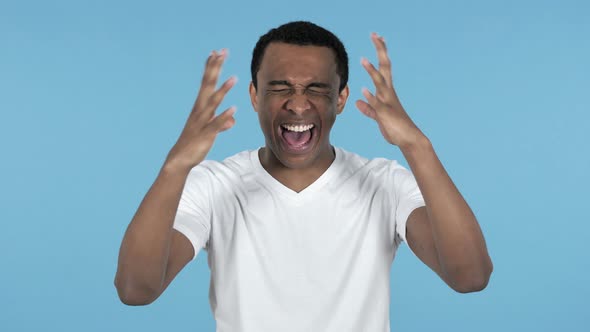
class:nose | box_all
[285,88,311,114]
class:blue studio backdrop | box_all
[1,0,589,331]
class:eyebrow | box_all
[267,80,332,89]
[268,80,291,86]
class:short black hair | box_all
[251,21,349,92]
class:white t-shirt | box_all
[173,146,425,332]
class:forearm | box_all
[113,48,235,304]
[114,161,194,302]
[400,137,492,286]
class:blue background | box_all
[1,0,589,331]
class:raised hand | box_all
[355,33,425,149]
[165,49,237,171]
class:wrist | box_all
[399,135,435,172]
[161,157,197,176]
[398,131,431,153]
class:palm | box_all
[355,33,423,148]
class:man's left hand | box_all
[356,33,426,149]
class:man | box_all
[115,21,493,331]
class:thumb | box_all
[209,106,237,133]
[355,100,377,120]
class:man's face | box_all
[249,43,349,169]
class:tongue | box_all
[282,129,311,147]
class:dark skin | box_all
[251,40,492,292]
[115,34,492,306]
[357,33,493,292]
[249,43,349,192]
[114,50,237,304]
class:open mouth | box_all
[278,123,317,154]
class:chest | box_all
[208,179,398,269]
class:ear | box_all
[336,85,349,115]
[249,82,258,113]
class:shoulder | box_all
[186,149,257,187]
[335,146,407,177]
[333,147,418,197]
[190,150,254,173]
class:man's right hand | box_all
[165,49,237,172]
[115,50,237,305]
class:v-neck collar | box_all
[250,147,342,204]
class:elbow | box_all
[451,277,490,294]
[114,276,160,306]
[448,259,494,294]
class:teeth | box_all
[281,124,315,132]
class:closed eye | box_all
[266,89,292,97]
[307,88,331,95]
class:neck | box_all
[259,145,335,193]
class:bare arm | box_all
[114,164,194,305]
[403,139,492,293]
[114,49,237,305]
[357,33,492,292]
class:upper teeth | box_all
[282,124,314,132]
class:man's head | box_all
[249,21,350,170]
[251,21,349,93]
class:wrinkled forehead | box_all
[258,43,339,85]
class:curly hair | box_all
[251,21,349,92]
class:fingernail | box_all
[361,57,369,65]
[229,76,238,84]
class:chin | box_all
[269,143,320,169]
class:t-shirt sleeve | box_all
[172,164,213,261]
[391,162,426,245]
